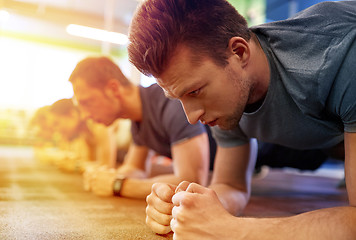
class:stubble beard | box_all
[217,106,244,130]
[218,72,251,130]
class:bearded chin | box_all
[221,99,248,130]
[218,113,242,130]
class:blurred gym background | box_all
[0,0,338,147]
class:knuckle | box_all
[147,203,172,225]
[147,215,171,235]
[180,195,194,206]
[160,201,173,214]
[154,183,174,201]
[161,212,172,225]
[146,192,153,204]
[173,224,182,235]
[145,215,151,225]
[157,226,171,235]
[151,182,161,191]
[145,205,150,215]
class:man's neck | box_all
[245,33,270,110]
[122,85,143,122]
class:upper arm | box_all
[344,132,356,206]
[91,123,113,166]
[211,139,258,194]
[171,133,210,186]
[122,142,150,171]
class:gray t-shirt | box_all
[212,1,356,150]
[131,84,206,158]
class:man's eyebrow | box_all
[165,83,200,99]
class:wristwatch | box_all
[113,175,126,197]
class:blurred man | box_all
[69,56,210,199]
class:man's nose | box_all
[180,100,204,125]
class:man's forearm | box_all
[210,183,249,216]
[120,174,182,199]
[234,206,356,240]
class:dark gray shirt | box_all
[131,84,205,158]
[212,1,356,150]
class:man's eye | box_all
[188,88,201,97]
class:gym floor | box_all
[0,146,348,239]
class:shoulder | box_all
[251,1,356,34]
[295,1,356,17]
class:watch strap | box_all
[113,176,126,197]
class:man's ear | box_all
[105,79,122,98]
[228,37,250,67]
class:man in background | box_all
[69,56,211,199]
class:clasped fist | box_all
[146,181,230,240]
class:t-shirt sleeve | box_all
[130,121,145,146]
[211,125,249,147]
[328,38,356,133]
[162,99,205,145]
